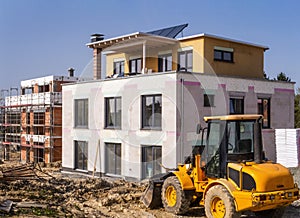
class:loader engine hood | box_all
[228,162,295,192]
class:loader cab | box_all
[201,115,264,179]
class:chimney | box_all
[90,34,104,80]
[68,67,75,77]
[93,48,102,80]
[90,34,104,43]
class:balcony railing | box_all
[5,92,62,107]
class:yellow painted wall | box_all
[202,37,265,78]
[106,53,127,77]
[178,38,205,72]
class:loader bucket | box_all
[141,180,163,209]
[141,173,170,209]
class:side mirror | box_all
[196,123,202,134]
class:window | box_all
[158,54,172,72]
[227,121,254,154]
[34,112,45,125]
[230,98,244,114]
[74,99,88,128]
[258,98,270,128]
[74,140,88,170]
[7,112,20,124]
[38,85,50,93]
[142,146,162,179]
[142,95,162,129]
[214,49,233,62]
[34,148,44,163]
[203,121,222,177]
[204,94,215,107]
[105,97,121,128]
[22,87,33,95]
[129,58,142,73]
[33,126,44,135]
[113,61,124,76]
[105,143,121,175]
[178,50,193,71]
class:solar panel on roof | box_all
[146,23,188,38]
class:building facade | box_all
[1,74,79,163]
[62,25,294,180]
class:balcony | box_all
[5,92,62,107]
[22,134,49,143]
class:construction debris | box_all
[0,162,299,217]
[0,163,53,181]
[0,200,13,213]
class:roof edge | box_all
[177,33,269,50]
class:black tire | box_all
[254,207,285,218]
[161,176,193,215]
[205,185,241,218]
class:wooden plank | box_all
[15,202,47,208]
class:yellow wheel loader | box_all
[141,115,299,218]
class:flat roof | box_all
[86,32,178,50]
[87,31,268,51]
[21,75,80,87]
[177,33,269,50]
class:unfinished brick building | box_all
[1,71,79,163]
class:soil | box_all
[0,160,300,217]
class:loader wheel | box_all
[161,176,192,215]
[254,207,285,218]
[205,185,241,218]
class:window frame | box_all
[105,142,122,175]
[158,54,172,72]
[33,112,45,125]
[214,49,234,63]
[74,140,88,171]
[257,98,271,128]
[229,97,244,114]
[129,58,142,73]
[141,94,162,130]
[105,97,122,129]
[74,98,89,128]
[141,145,162,179]
[204,94,215,107]
[33,126,44,135]
[113,60,125,76]
[178,50,193,71]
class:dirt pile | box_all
[0,166,149,217]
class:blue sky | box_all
[0,0,300,90]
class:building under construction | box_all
[0,71,79,163]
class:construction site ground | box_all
[1,159,300,217]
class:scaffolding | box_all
[0,77,67,163]
[19,80,62,164]
[0,88,21,161]
[0,89,8,160]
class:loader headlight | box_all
[288,192,293,197]
[270,195,275,200]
